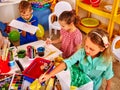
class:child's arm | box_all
[52,36,62,44]
[106,79,112,90]
[21,31,26,37]
[46,36,62,44]
[39,62,66,83]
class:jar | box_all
[37,47,45,57]
[27,45,36,59]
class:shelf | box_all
[77,1,111,19]
[76,0,120,38]
[114,14,120,24]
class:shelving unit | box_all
[76,0,120,38]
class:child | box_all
[46,10,82,58]
[0,22,10,57]
[17,1,38,45]
[39,28,114,90]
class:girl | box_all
[39,28,114,90]
[46,10,82,58]
[17,1,38,45]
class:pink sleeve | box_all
[74,29,82,45]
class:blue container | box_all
[33,8,51,30]
[37,47,45,56]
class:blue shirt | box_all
[17,15,38,45]
[64,48,114,90]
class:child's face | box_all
[59,20,72,31]
[84,37,104,58]
[20,9,32,20]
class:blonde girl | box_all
[40,28,114,90]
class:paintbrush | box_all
[39,62,54,84]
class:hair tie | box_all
[92,32,109,48]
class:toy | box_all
[17,50,26,58]
[8,30,20,42]
[36,24,44,38]
[9,74,24,90]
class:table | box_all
[7,40,93,90]
[9,40,62,73]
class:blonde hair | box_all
[87,28,113,62]
[19,1,32,13]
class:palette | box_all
[0,74,13,89]
[9,73,24,90]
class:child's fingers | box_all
[46,38,52,44]
[38,74,50,83]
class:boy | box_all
[17,1,38,45]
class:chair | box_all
[49,1,72,36]
[111,36,120,61]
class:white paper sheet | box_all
[9,19,38,34]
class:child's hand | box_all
[30,33,33,36]
[46,38,52,44]
[38,74,51,83]
[21,31,26,37]
[27,22,31,25]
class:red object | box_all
[90,0,100,7]
[5,23,11,33]
[0,57,10,73]
[23,58,53,79]
[82,0,91,4]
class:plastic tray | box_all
[23,58,53,80]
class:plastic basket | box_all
[23,58,53,82]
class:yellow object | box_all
[46,78,55,90]
[36,24,44,39]
[81,18,99,27]
[76,0,120,38]
[29,79,41,90]
[54,56,64,66]
[70,86,77,90]
[54,56,64,63]
[77,23,96,34]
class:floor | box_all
[43,30,120,90]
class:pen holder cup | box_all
[0,57,10,73]
[17,50,26,58]
[37,47,45,57]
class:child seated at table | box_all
[46,10,82,58]
[17,1,38,45]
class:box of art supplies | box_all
[23,57,54,83]
[0,73,13,89]
[9,73,24,90]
